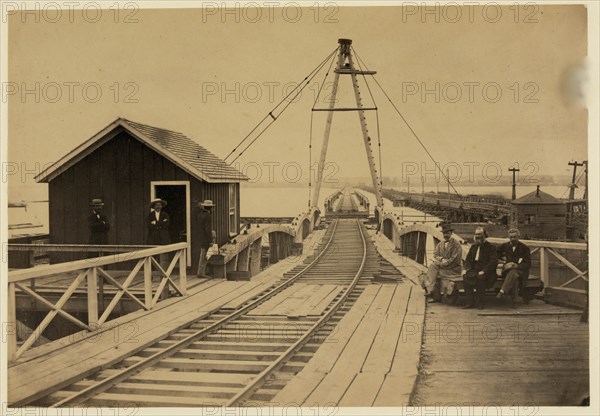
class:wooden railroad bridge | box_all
[365,186,511,222]
[5,38,590,410]
[6,189,589,409]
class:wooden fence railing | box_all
[487,238,587,290]
[7,243,187,363]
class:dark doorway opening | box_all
[154,185,187,244]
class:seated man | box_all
[463,227,498,310]
[422,222,462,302]
[496,227,532,308]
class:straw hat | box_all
[90,198,105,207]
[200,199,215,207]
[150,198,167,208]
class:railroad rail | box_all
[32,204,383,407]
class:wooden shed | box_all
[510,186,567,240]
[35,117,248,268]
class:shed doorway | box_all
[151,181,191,266]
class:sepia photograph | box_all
[1,1,598,415]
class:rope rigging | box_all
[308,50,339,208]
[352,46,383,190]
[224,47,339,164]
[352,49,464,200]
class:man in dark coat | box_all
[196,199,215,276]
[463,226,498,310]
[148,198,170,271]
[88,199,109,244]
[496,228,531,307]
[147,198,170,245]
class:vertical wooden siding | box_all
[48,131,241,268]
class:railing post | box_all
[540,247,549,288]
[7,282,17,363]
[179,248,187,296]
[87,267,99,327]
[144,256,153,308]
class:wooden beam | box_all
[179,248,187,296]
[87,268,98,326]
[9,243,187,283]
[96,268,148,312]
[540,247,549,288]
[143,257,152,309]
[15,270,87,360]
[15,283,90,332]
[547,248,587,278]
[98,259,146,325]
[8,244,155,253]
[7,283,17,362]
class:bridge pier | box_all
[249,238,262,275]
[237,245,250,272]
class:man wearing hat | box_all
[147,198,170,245]
[88,198,110,245]
[422,222,463,303]
[196,199,215,276]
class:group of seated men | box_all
[421,223,532,310]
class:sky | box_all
[5,3,591,197]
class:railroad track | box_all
[33,218,397,408]
[336,190,358,212]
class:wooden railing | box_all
[487,238,587,290]
[7,243,187,363]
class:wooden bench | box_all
[438,266,544,305]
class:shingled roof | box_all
[512,188,564,204]
[36,118,248,183]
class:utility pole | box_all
[568,161,584,200]
[508,166,520,200]
[446,168,450,207]
[421,176,425,201]
[583,160,588,201]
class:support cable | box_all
[308,50,338,208]
[353,46,383,190]
[353,49,463,199]
[225,47,339,164]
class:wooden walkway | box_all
[270,283,424,406]
[8,224,590,408]
[269,230,426,406]
[8,230,326,406]
[413,299,589,406]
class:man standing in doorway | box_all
[463,227,498,310]
[197,199,215,277]
[148,198,170,270]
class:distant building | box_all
[510,186,566,240]
[35,118,248,267]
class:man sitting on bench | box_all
[496,227,532,308]
[422,222,462,303]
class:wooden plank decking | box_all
[412,299,589,406]
[369,230,589,407]
[8,226,591,408]
[8,230,326,406]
